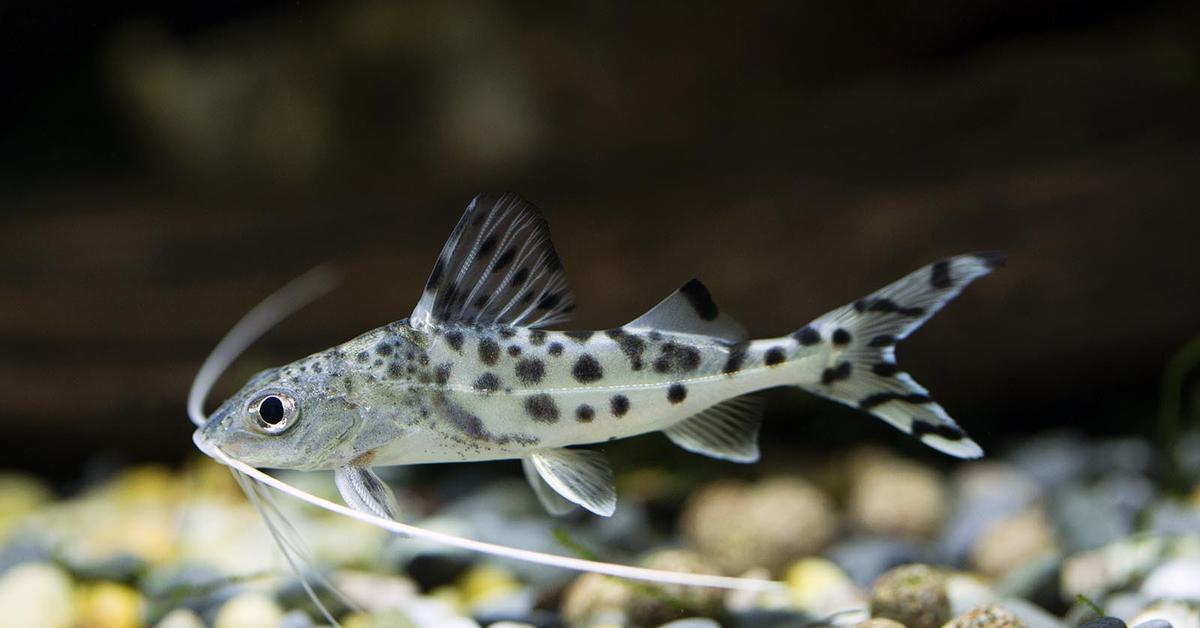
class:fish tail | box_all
[794,253,1004,458]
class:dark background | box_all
[2,1,1198,480]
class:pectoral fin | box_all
[521,458,578,516]
[526,448,616,517]
[335,465,401,521]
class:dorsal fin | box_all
[626,279,747,342]
[411,193,575,330]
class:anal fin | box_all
[335,465,401,521]
[527,448,616,517]
[664,395,764,463]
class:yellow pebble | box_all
[458,563,521,607]
[76,581,144,628]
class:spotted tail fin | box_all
[797,253,1003,458]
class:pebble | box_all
[1008,433,1090,490]
[945,574,997,617]
[1140,557,1200,599]
[154,609,206,628]
[681,477,836,574]
[560,572,632,626]
[1130,601,1200,628]
[1131,621,1174,628]
[656,619,722,628]
[853,620,905,628]
[848,454,946,539]
[827,537,923,587]
[0,473,53,542]
[939,463,1042,564]
[969,509,1058,578]
[944,603,1025,628]
[1080,618,1127,628]
[75,581,144,628]
[868,564,950,628]
[0,562,77,628]
[785,558,865,616]
[628,549,726,627]
[212,591,285,628]
[998,598,1068,628]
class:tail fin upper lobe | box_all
[798,252,1003,458]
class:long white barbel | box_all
[189,267,787,593]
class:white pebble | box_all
[155,609,206,628]
[213,591,284,628]
[0,562,77,628]
[1141,557,1200,599]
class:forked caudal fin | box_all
[796,252,1004,458]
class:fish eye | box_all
[247,392,297,434]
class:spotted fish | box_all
[195,193,1002,518]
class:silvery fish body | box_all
[197,193,1001,518]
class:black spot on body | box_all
[821,361,852,385]
[375,342,393,356]
[478,338,500,366]
[572,354,604,383]
[507,345,522,357]
[793,326,821,346]
[930,260,952,289]
[764,347,786,366]
[473,372,501,393]
[445,331,465,352]
[722,342,748,374]
[610,395,630,417]
[575,404,595,422]
[832,328,852,346]
[528,329,547,346]
[515,358,545,384]
[435,364,452,384]
[667,383,688,404]
[654,342,702,373]
[537,293,561,310]
[548,342,564,357]
[498,327,516,339]
[678,279,719,321]
[525,394,560,422]
[387,363,403,379]
[868,334,897,348]
[911,419,965,441]
[356,351,370,363]
[511,267,530,286]
[565,330,593,343]
[607,328,647,370]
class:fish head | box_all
[195,366,358,470]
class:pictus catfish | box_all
[194,193,1002,520]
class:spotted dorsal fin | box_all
[411,193,575,330]
[626,279,747,342]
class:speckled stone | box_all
[945,604,1026,628]
[868,564,951,628]
[681,477,836,574]
[212,592,284,628]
